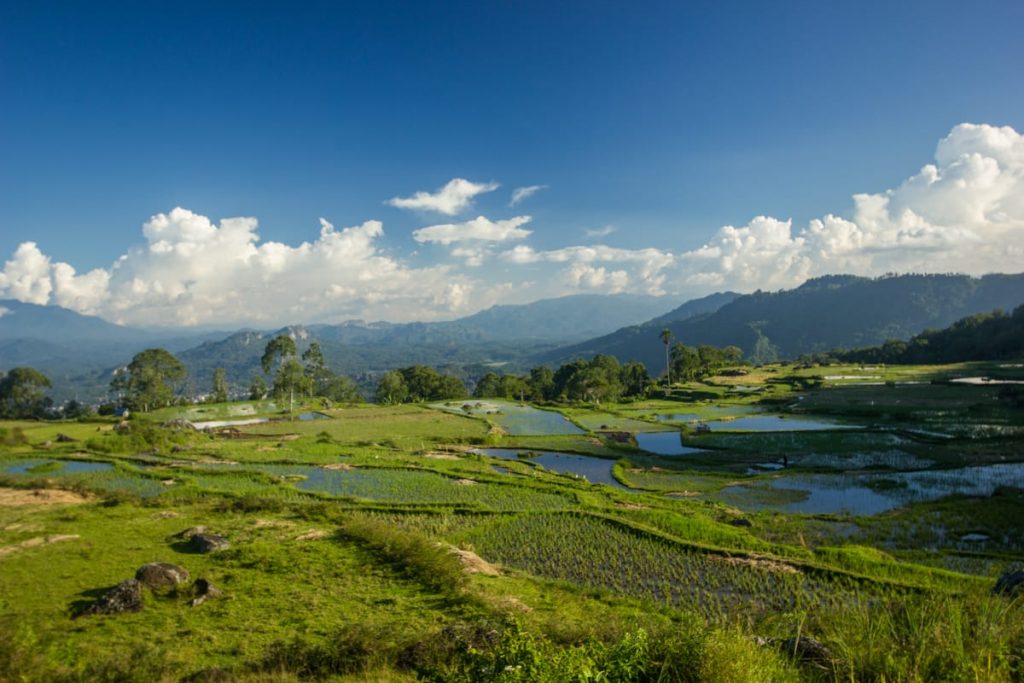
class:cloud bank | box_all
[675,123,1024,291]
[0,209,474,326]
[2,123,1022,326]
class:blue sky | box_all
[1,1,1023,326]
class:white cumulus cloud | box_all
[413,215,533,245]
[0,208,476,327]
[501,243,674,295]
[387,178,498,215]
[673,123,1024,292]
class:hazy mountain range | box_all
[1,273,1022,403]
[542,273,1024,369]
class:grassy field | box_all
[2,362,1023,681]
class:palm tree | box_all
[660,328,672,393]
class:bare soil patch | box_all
[449,547,500,576]
[0,487,91,507]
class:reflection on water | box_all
[480,448,629,490]
[430,400,583,435]
[704,415,857,431]
[635,432,707,456]
[718,463,1024,515]
[4,459,113,475]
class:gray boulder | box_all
[993,570,1024,597]
[190,577,224,607]
[189,533,230,554]
[82,579,143,616]
[778,636,836,669]
[135,562,190,590]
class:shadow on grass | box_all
[68,584,119,618]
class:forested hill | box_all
[539,273,1024,369]
[0,293,679,401]
[836,305,1024,364]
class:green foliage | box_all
[377,366,467,403]
[271,358,312,409]
[249,374,268,400]
[116,348,187,412]
[0,426,28,446]
[0,366,52,418]
[211,367,229,403]
[838,305,1024,364]
[260,334,298,374]
[338,516,468,595]
[376,370,409,404]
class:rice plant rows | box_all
[466,512,863,618]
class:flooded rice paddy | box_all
[479,448,629,490]
[717,463,1024,515]
[430,400,583,435]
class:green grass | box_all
[3,369,1024,680]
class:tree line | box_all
[833,306,1024,365]
[3,333,750,417]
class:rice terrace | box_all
[2,342,1024,681]
[3,2,1024,681]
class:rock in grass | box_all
[190,577,224,607]
[168,525,207,541]
[189,533,230,554]
[135,562,190,590]
[777,636,836,669]
[729,518,753,527]
[993,570,1024,597]
[82,579,143,616]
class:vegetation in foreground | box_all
[0,357,1022,681]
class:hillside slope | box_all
[540,273,1024,369]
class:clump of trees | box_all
[259,336,362,407]
[110,348,187,412]
[376,366,467,404]
[0,367,52,418]
[475,355,652,404]
[836,307,1024,364]
[670,343,743,382]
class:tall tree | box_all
[473,372,502,398]
[249,375,268,401]
[321,375,362,403]
[261,334,298,374]
[120,348,187,412]
[527,366,555,401]
[376,371,408,404]
[0,367,52,418]
[302,342,332,395]
[659,328,673,392]
[620,361,651,398]
[261,335,304,411]
[211,368,229,403]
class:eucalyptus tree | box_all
[118,348,187,412]
[261,334,309,411]
[0,367,52,418]
[211,368,229,403]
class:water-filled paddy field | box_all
[430,399,583,435]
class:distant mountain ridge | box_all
[0,293,678,401]
[540,273,1024,369]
